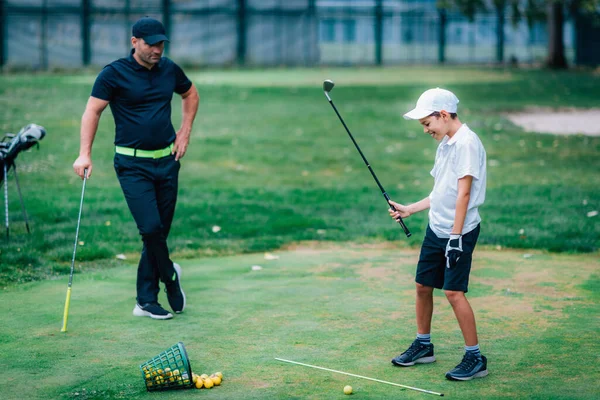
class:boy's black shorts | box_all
[415,224,480,293]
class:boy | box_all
[387,88,488,381]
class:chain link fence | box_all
[1,0,575,70]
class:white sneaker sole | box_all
[172,263,186,313]
[133,304,173,320]
[392,355,436,366]
[446,369,488,381]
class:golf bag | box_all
[1,124,46,239]
[0,124,46,184]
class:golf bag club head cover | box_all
[16,123,46,152]
[0,124,46,161]
[0,123,46,184]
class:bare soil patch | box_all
[506,108,600,136]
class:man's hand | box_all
[73,155,92,179]
[388,200,411,220]
[445,234,462,269]
[173,127,191,161]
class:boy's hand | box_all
[388,200,410,219]
[445,234,462,268]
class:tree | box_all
[439,0,600,69]
[547,1,568,68]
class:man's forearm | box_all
[80,110,100,156]
[181,86,199,131]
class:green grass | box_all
[1,67,599,398]
[1,66,599,287]
[0,245,598,399]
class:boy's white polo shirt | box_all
[428,123,486,238]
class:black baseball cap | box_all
[132,17,169,45]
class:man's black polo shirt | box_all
[91,49,192,150]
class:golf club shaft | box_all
[4,162,8,240]
[325,97,411,237]
[12,163,31,234]
[275,358,443,396]
[61,169,87,332]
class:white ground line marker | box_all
[275,357,444,396]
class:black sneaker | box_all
[445,354,488,381]
[165,263,186,314]
[391,339,436,366]
[133,302,173,320]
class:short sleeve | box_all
[173,63,192,94]
[455,138,481,180]
[91,66,117,101]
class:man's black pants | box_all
[114,152,180,305]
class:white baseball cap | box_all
[403,88,459,120]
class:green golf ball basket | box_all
[140,342,194,391]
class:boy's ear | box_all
[440,110,450,120]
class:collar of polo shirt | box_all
[444,123,469,146]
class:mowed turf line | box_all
[1,244,598,399]
[0,67,599,287]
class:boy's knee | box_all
[444,290,465,304]
[416,283,434,297]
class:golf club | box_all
[3,162,8,240]
[61,169,88,332]
[323,80,411,237]
[12,163,31,234]
[276,358,443,396]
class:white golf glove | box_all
[445,234,463,269]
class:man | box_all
[73,17,199,320]
[388,88,488,380]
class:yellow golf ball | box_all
[210,374,222,385]
[344,385,353,395]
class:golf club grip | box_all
[61,287,72,332]
[394,213,411,237]
[384,193,411,237]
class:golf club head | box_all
[323,80,335,92]
[323,80,335,101]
